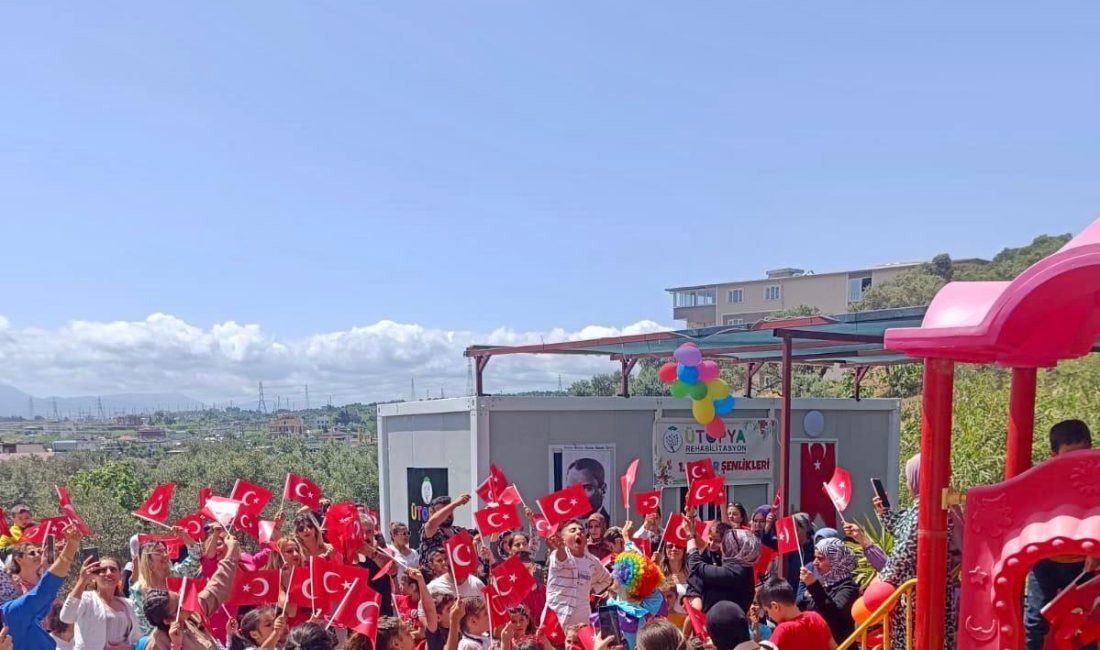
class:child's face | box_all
[429,552,449,577]
[763,600,788,623]
[391,621,414,650]
[510,612,528,634]
[466,610,490,636]
[562,523,587,554]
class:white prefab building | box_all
[377,396,901,545]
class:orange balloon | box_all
[851,596,871,625]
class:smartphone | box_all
[871,478,891,510]
[80,546,100,566]
[597,606,624,646]
[46,536,56,564]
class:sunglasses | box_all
[24,550,42,558]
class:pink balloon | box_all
[674,344,703,367]
[698,360,720,382]
[863,578,897,611]
[705,416,726,439]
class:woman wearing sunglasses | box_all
[61,556,143,650]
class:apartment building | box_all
[668,263,922,328]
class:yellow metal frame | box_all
[837,579,918,650]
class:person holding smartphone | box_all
[1,523,82,650]
[61,556,142,650]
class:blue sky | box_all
[1,3,1098,403]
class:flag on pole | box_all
[685,477,725,507]
[620,459,640,511]
[474,503,522,536]
[536,484,590,525]
[686,458,716,482]
[133,483,175,526]
[201,496,242,529]
[634,491,661,515]
[823,467,853,512]
[230,479,273,516]
[284,474,323,510]
[445,531,479,583]
[683,597,710,639]
[774,516,800,556]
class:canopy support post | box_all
[916,358,955,650]
[1005,367,1037,479]
[620,358,638,397]
[853,366,871,401]
[777,336,794,580]
[475,356,491,397]
[744,362,762,398]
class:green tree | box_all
[852,269,946,312]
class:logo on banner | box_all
[421,477,433,504]
[663,427,684,454]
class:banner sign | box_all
[653,418,775,487]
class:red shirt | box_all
[771,611,834,649]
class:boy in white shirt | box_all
[545,520,614,628]
[456,596,491,650]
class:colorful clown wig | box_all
[611,550,665,600]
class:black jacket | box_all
[686,549,754,613]
[806,577,859,643]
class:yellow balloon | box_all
[706,379,731,401]
[693,399,715,424]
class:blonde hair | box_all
[130,541,167,593]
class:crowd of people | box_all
[0,421,1092,650]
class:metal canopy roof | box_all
[465,307,926,366]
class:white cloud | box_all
[0,313,672,406]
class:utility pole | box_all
[52,398,59,421]
[410,377,416,402]
[97,397,106,421]
[304,384,310,410]
[257,382,267,414]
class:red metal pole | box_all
[777,337,793,580]
[745,363,755,398]
[1005,367,1037,479]
[915,358,954,650]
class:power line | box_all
[257,382,267,414]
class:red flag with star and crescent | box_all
[284,474,323,511]
[686,458,716,482]
[445,530,479,583]
[490,555,536,608]
[824,466,853,513]
[661,514,707,548]
[173,513,206,541]
[537,484,590,526]
[531,514,558,540]
[774,515,799,555]
[230,479,273,516]
[683,597,710,640]
[686,477,725,507]
[539,607,567,647]
[634,490,661,516]
[801,442,838,528]
[133,483,175,525]
[475,503,522,537]
[333,580,382,640]
[228,568,280,607]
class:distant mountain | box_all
[0,383,202,418]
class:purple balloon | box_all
[674,344,702,367]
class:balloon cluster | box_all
[659,342,735,436]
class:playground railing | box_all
[837,578,918,650]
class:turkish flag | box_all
[138,534,184,560]
[228,568,280,607]
[133,483,175,525]
[0,509,11,539]
[754,544,777,581]
[537,484,590,526]
[490,555,536,608]
[539,607,566,647]
[332,579,382,639]
[801,442,838,528]
[475,503,522,537]
[198,486,213,510]
[772,489,782,511]
[445,530,479,583]
[173,513,206,541]
[634,490,661,516]
[686,458,716,482]
[311,556,353,608]
[531,514,558,540]
[230,479,273,516]
[284,474,323,510]
[574,624,595,650]
[258,520,277,549]
[620,459,640,511]
[774,516,799,555]
[286,566,317,609]
[170,576,210,627]
[686,477,724,507]
[634,537,652,559]
[476,464,510,505]
[661,514,706,548]
[824,467,853,513]
[234,510,260,539]
[58,485,93,534]
[498,485,523,507]
[19,518,67,545]
[482,585,510,623]
[323,502,364,561]
[683,597,709,640]
[201,496,242,529]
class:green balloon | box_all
[670,380,691,398]
[689,383,709,400]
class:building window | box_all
[764,285,781,301]
[728,289,743,304]
[673,290,715,308]
[847,277,873,303]
[724,316,746,326]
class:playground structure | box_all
[460,218,1100,649]
[884,218,1100,649]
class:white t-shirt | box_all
[545,550,614,627]
[457,633,491,650]
[387,545,420,581]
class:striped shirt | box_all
[545,550,613,628]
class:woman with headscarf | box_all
[800,538,858,644]
[760,511,815,607]
[876,453,962,650]
[684,513,758,612]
